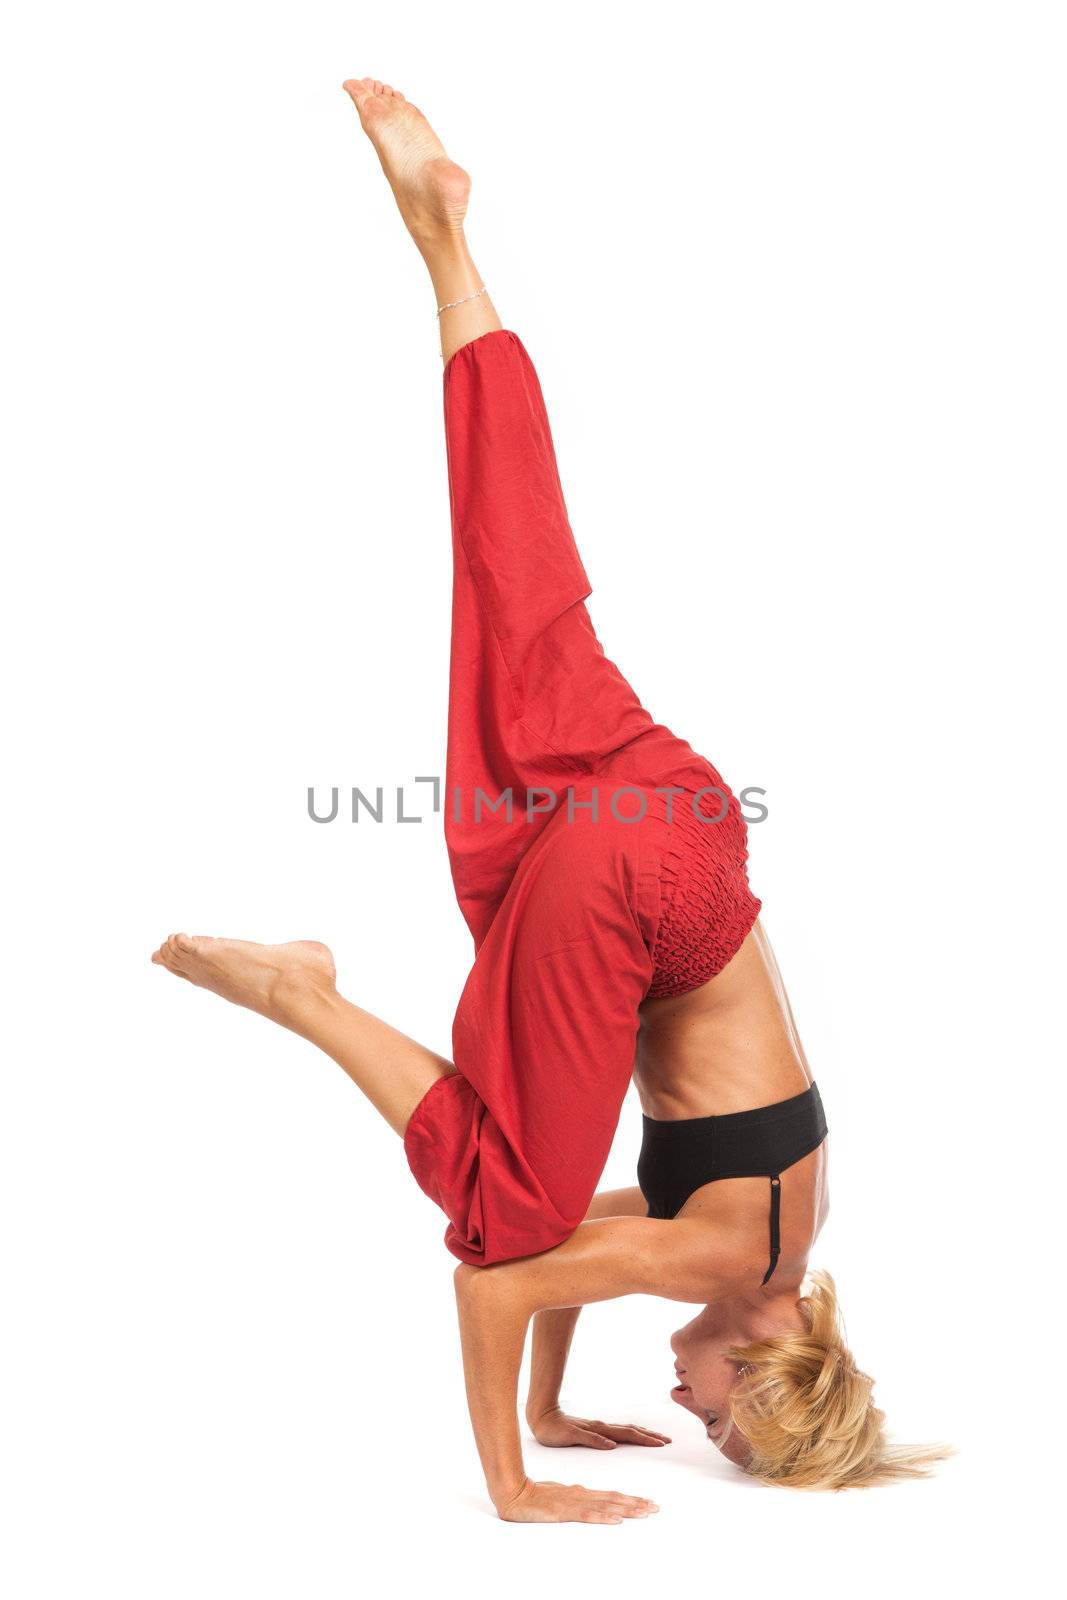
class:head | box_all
[670,1269,952,1489]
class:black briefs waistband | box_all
[637,1082,828,1285]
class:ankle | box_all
[270,963,336,1028]
[420,232,481,299]
[415,220,468,263]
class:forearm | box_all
[453,1207,716,1507]
[524,1189,645,1426]
[454,1264,533,1512]
[525,1306,582,1425]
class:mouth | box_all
[671,1364,692,1401]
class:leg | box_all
[343,80,685,937]
[152,90,491,1147]
[153,91,642,1179]
[151,935,453,1135]
[342,79,672,790]
[342,77,501,364]
[344,79,755,912]
[403,812,656,1265]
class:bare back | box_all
[635,920,813,1118]
[634,920,829,1270]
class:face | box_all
[670,1305,754,1470]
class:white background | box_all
[3,2,1064,1595]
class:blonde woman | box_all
[152,77,950,1523]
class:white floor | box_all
[2,1309,1039,1599]
[1,1117,1047,1598]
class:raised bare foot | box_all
[151,934,336,1026]
[342,76,470,244]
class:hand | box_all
[529,1405,671,1451]
[496,1477,659,1525]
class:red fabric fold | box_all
[406,329,760,1266]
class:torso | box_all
[634,919,829,1276]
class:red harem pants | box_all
[403,330,760,1265]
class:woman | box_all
[152,77,949,1522]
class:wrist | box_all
[525,1398,562,1427]
[489,1472,530,1515]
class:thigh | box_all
[444,329,689,942]
[405,812,656,1263]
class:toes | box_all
[153,934,208,977]
[153,941,180,974]
[157,933,196,971]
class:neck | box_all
[695,1288,805,1345]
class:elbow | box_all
[453,1262,480,1299]
[454,1257,535,1321]
[454,1260,500,1310]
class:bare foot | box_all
[151,934,336,1026]
[342,76,470,244]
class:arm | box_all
[525,1189,670,1452]
[453,1257,532,1514]
[453,1210,726,1523]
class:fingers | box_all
[579,1486,658,1507]
[578,1489,659,1523]
[589,1421,672,1447]
[579,1507,655,1523]
[538,1420,616,1449]
[503,1478,660,1525]
[575,1428,617,1450]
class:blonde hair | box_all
[727,1269,954,1490]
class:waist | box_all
[639,1082,828,1181]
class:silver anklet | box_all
[436,285,488,317]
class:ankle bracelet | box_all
[436,285,488,317]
